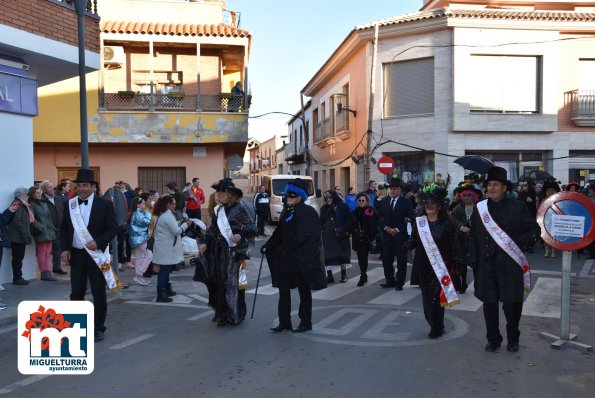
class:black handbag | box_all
[146,237,154,251]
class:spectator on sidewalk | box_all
[8,187,34,286]
[0,201,19,301]
[128,197,153,286]
[166,181,185,218]
[57,180,71,204]
[253,185,269,236]
[29,185,58,281]
[40,180,67,275]
[104,183,131,270]
[185,177,205,221]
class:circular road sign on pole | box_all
[536,191,594,352]
[377,156,394,175]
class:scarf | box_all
[19,197,35,223]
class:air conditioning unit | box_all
[103,46,125,65]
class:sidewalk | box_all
[0,260,196,327]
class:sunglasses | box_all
[286,193,298,198]
[358,199,367,202]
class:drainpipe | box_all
[74,0,89,168]
[365,23,379,189]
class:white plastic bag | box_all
[182,236,199,255]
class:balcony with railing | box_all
[101,92,251,113]
[334,111,350,139]
[285,142,306,163]
[314,118,335,147]
[570,89,595,126]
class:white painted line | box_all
[313,267,385,301]
[187,293,209,303]
[109,334,154,350]
[125,301,209,309]
[532,270,576,277]
[246,284,278,295]
[451,281,483,312]
[0,375,50,395]
[579,259,593,277]
[367,281,421,306]
[187,311,213,321]
[169,294,193,305]
[522,277,561,318]
[0,325,17,335]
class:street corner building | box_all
[32,0,252,201]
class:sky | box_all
[225,0,422,143]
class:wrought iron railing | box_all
[314,118,334,143]
[334,111,349,134]
[285,142,306,158]
[570,89,595,118]
[50,0,99,17]
[102,93,251,112]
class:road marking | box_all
[168,294,193,304]
[315,308,377,336]
[125,301,209,309]
[109,334,154,350]
[313,267,385,301]
[579,259,593,277]
[361,311,412,341]
[367,281,421,306]
[522,277,561,318]
[450,281,483,312]
[246,284,278,295]
[532,270,576,277]
[0,375,50,395]
[0,325,17,335]
[187,293,209,303]
[187,311,213,321]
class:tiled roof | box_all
[356,8,595,30]
[101,20,251,38]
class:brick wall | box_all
[0,0,100,53]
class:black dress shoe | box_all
[356,275,367,287]
[13,279,29,286]
[428,329,443,339]
[394,285,404,291]
[270,324,292,332]
[53,269,67,275]
[94,331,105,342]
[380,281,397,288]
[217,319,229,326]
[484,342,501,352]
[292,324,312,333]
[506,343,519,352]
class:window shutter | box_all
[384,57,434,117]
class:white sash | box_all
[69,197,121,292]
[215,205,235,248]
[477,200,531,292]
[416,216,460,307]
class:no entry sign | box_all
[536,192,595,251]
[377,156,394,175]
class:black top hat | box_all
[211,179,243,198]
[74,169,96,184]
[387,177,404,188]
[543,179,561,193]
[483,166,508,187]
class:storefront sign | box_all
[0,72,38,116]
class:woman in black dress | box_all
[407,189,459,339]
[320,190,352,283]
[351,193,378,287]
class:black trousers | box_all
[70,248,107,333]
[421,284,444,332]
[356,249,368,276]
[278,272,312,327]
[52,236,62,270]
[11,242,27,282]
[255,212,266,235]
[381,237,408,286]
[482,301,523,345]
[187,209,202,221]
[116,228,131,263]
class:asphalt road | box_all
[1,224,594,397]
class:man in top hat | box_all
[471,166,540,353]
[61,169,118,342]
[377,177,415,290]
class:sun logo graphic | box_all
[18,301,94,375]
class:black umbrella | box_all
[453,156,494,175]
[524,170,555,181]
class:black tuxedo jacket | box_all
[60,195,118,252]
[377,195,414,242]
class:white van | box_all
[260,174,320,222]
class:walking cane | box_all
[250,254,266,319]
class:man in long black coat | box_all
[61,169,118,342]
[377,177,415,290]
[471,166,540,353]
[263,178,325,333]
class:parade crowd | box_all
[1,167,594,350]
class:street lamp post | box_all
[73,0,89,169]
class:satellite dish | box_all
[227,154,243,170]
